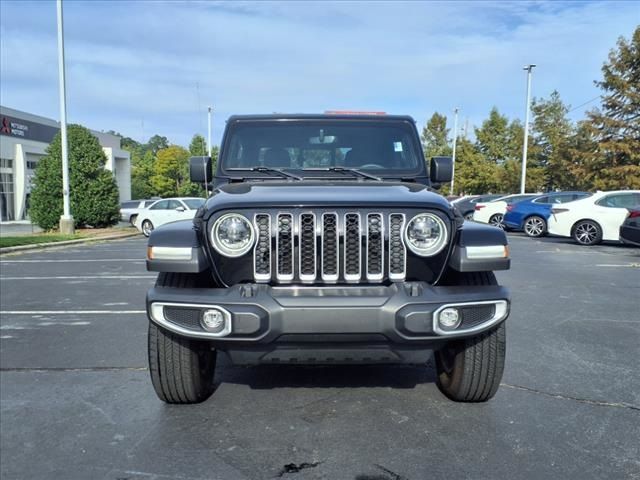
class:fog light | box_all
[438,308,461,330]
[201,309,227,333]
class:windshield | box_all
[183,199,205,209]
[221,121,423,176]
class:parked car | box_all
[503,191,590,237]
[120,199,157,225]
[134,197,205,236]
[473,194,539,228]
[144,113,512,404]
[619,206,640,246]
[547,190,640,245]
[453,194,505,220]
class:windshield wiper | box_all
[227,167,302,181]
[303,167,382,181]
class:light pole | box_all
[56,0,73,234]
[520,64,536,194]
[450,107,459,196]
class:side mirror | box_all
[430,156,453,184]
[175,206,185,212]
[190,156,212,184]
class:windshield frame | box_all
[217,118,428,180]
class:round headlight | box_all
[211,213,255,257]
[405,213,448,256]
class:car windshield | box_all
[183,199,205,209]
[221,120,423,176]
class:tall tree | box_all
[531,91,576,190]
[131,150,156,199]
[452,138,500,194]
[475,108,511,164]
[189,134,208,157]
[573,27,640,189]
[421,113,452,159]
[152,146,190,197]
[147,135,169,155]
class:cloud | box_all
[1,0,637,147]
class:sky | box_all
[1,1,638,148]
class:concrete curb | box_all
[0,231,142,255]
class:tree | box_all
[452,138,500,194]
[131,150,156,199]
[151,145,191,197]
[531,91,576,190]
[147,134,169,155]
[30,125,120,230]
[189,134,208,157]
[573,27,640,189]
[475,108,511,164]
[421,113,452,159]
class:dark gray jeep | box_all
[145,113,511,404]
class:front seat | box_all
[263,148,291,168]
[343,149,369,168]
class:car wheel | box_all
[523,215,546,237]
[129,214,138,227]
[572,220,602,246]
[141,219,154,237]
[489,214,505,229]
[463,211,474,221]
[435,271,506,402]
[148,272,217,404]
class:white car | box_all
[120,199,157,225]
[472,194,539,228]
[547,190,640,245]
[134,197,206,237]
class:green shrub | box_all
[30,125,121,230]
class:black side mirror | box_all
[430,156,453,184]
[189,156,212,184]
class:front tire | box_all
[435,271,506,402]
[463,211,474,221]
[572,220,602,246]
[129,214,138,227]
[523,215,546,237]
[148,272,217,404]
[141,219,154,237]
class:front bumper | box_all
[147,282,509,350]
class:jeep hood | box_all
[201,181,452,217]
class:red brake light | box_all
[475,205,486,211]
[628,210,640,219]
[506,204,515,212]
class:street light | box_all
[520,64,536,194]
[450,107,459,196]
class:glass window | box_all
[183,199,205,210]
[167,200,182,209]
[121,201,138,209]
[150,200,170,210]
[0,158,13,169]
[597,193,640,208]
[222,120,422,175]
[0,171,15,221]
[533,196,549,204]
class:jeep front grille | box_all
[253,212,407,284]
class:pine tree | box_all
[421,113,452,159]
[573,27,640,189]
[475,108,511,164]
[453,138,500,194]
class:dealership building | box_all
[0,105,131,222]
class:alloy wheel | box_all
[574,221,599,245]
[524,216,545,237]
[489,214,505,229]
[142,220,154,237]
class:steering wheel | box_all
[358,163,385,169]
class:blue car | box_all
[504,191,590,237]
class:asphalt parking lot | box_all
[1,234,639,480]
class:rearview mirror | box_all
[430,156,453,184]
[190,156,212,184]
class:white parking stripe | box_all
[1,310,146,314]
[0,275,155,280]
[0,259,143,263]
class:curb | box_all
[0,232,142,255]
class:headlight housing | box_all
[405,213,448,256]
[211,213,255,257]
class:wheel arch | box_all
[570,217,602,236]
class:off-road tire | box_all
[435,271,506,402]
[572,220,602,246]
[148,272,217,404]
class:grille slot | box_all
[254,214,271,280]
[366,213,384,281]
[254,211,410,284]
[299,213,317,281]
[277,213,294,281]
[388,214,406,280]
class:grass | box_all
[0,234,85,248]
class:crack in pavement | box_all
[0,366,148,373]
[501,383,640,411]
